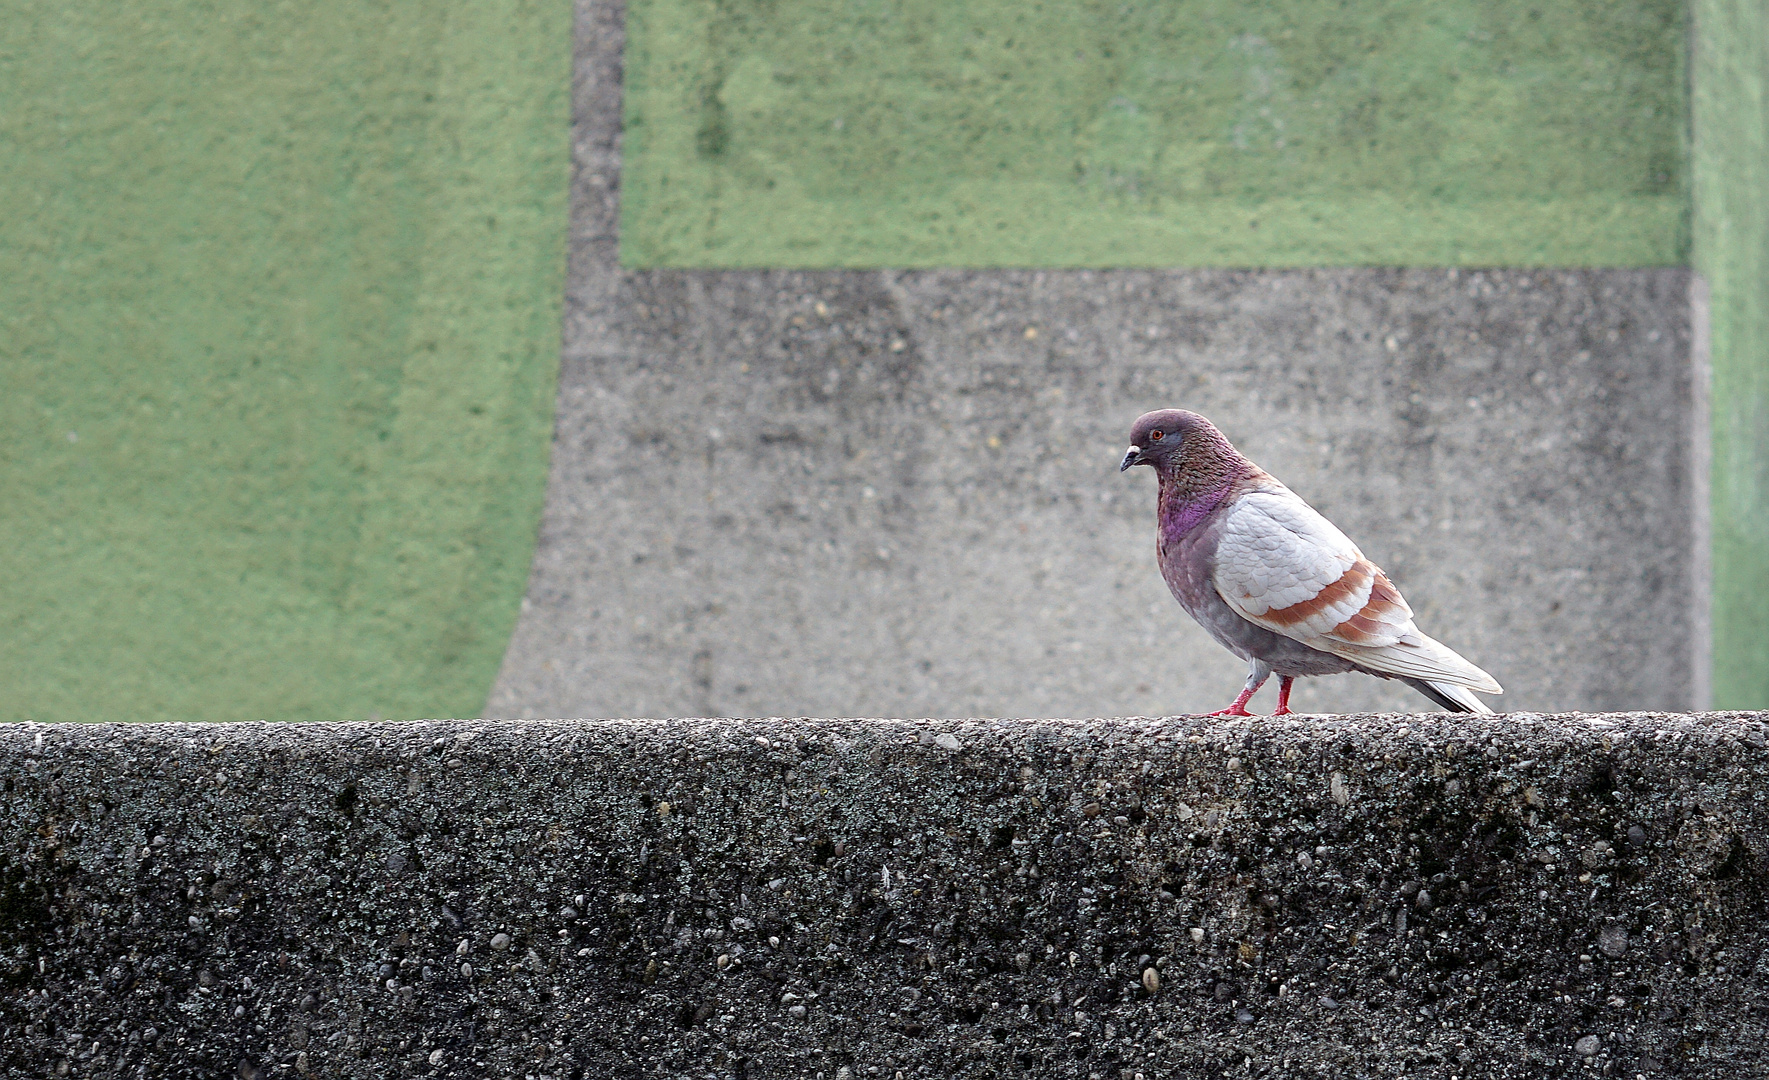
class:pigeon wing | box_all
[1212,489,1502,694]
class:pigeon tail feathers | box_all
[1320,629,1503,696]
[1403,678,1495,714]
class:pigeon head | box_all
[1119,409,1217,474]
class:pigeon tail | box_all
[1326,630,1503,696]
[1402,677,1495,715]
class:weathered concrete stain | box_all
[2,714,1764,1078]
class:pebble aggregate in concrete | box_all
[1,714,1765,1079]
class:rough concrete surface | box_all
[489,1,1701,721]
[2,714,1765,1079]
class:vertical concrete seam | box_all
[1690,272,1713,711]
[486,0,627,716]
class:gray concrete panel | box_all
[488,0,1698,719]
[3,715,1765,1077]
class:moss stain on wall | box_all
[0,1,571,721]
[1696,0,1769,707]
[623,0,1687,268]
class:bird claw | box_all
[1206,705,1257,717]
[1271,706,1294,717]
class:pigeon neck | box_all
[1155,444,1254,538]
[1157,477,1235,538]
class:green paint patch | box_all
[1696,0,1769,707]
[0,2,570,721]
[623,0,1686,268]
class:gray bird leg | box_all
[1208,659,1272,717]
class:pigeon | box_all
[1119,409,1502,715]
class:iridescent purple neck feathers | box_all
[1149,421,1258,539]
[1159,480,1234,540]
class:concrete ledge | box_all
[2,715,1765,1079]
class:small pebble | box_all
[456,939,470,955]
[933,733,961,751]
[459,963,473,978]
[429,1049,446,1066]
[1627,825,1647,849]
[1599,924,1628,959]
[489,933,511,952]
[788,1004,807,1020]
[1575,1034,1601,1056]
[1189,928,1205,943]
[1141,967,1160,995]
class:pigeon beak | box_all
[1119,446,1143,472]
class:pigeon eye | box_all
[1149,430,1164,442]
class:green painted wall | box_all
[1695,0,1769,707]
[622,0,1687,268]
[0,2,571,721]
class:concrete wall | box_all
[489,0,1702,719]
[3,714,1765,1079]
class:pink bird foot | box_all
[1206,684,1260,717]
